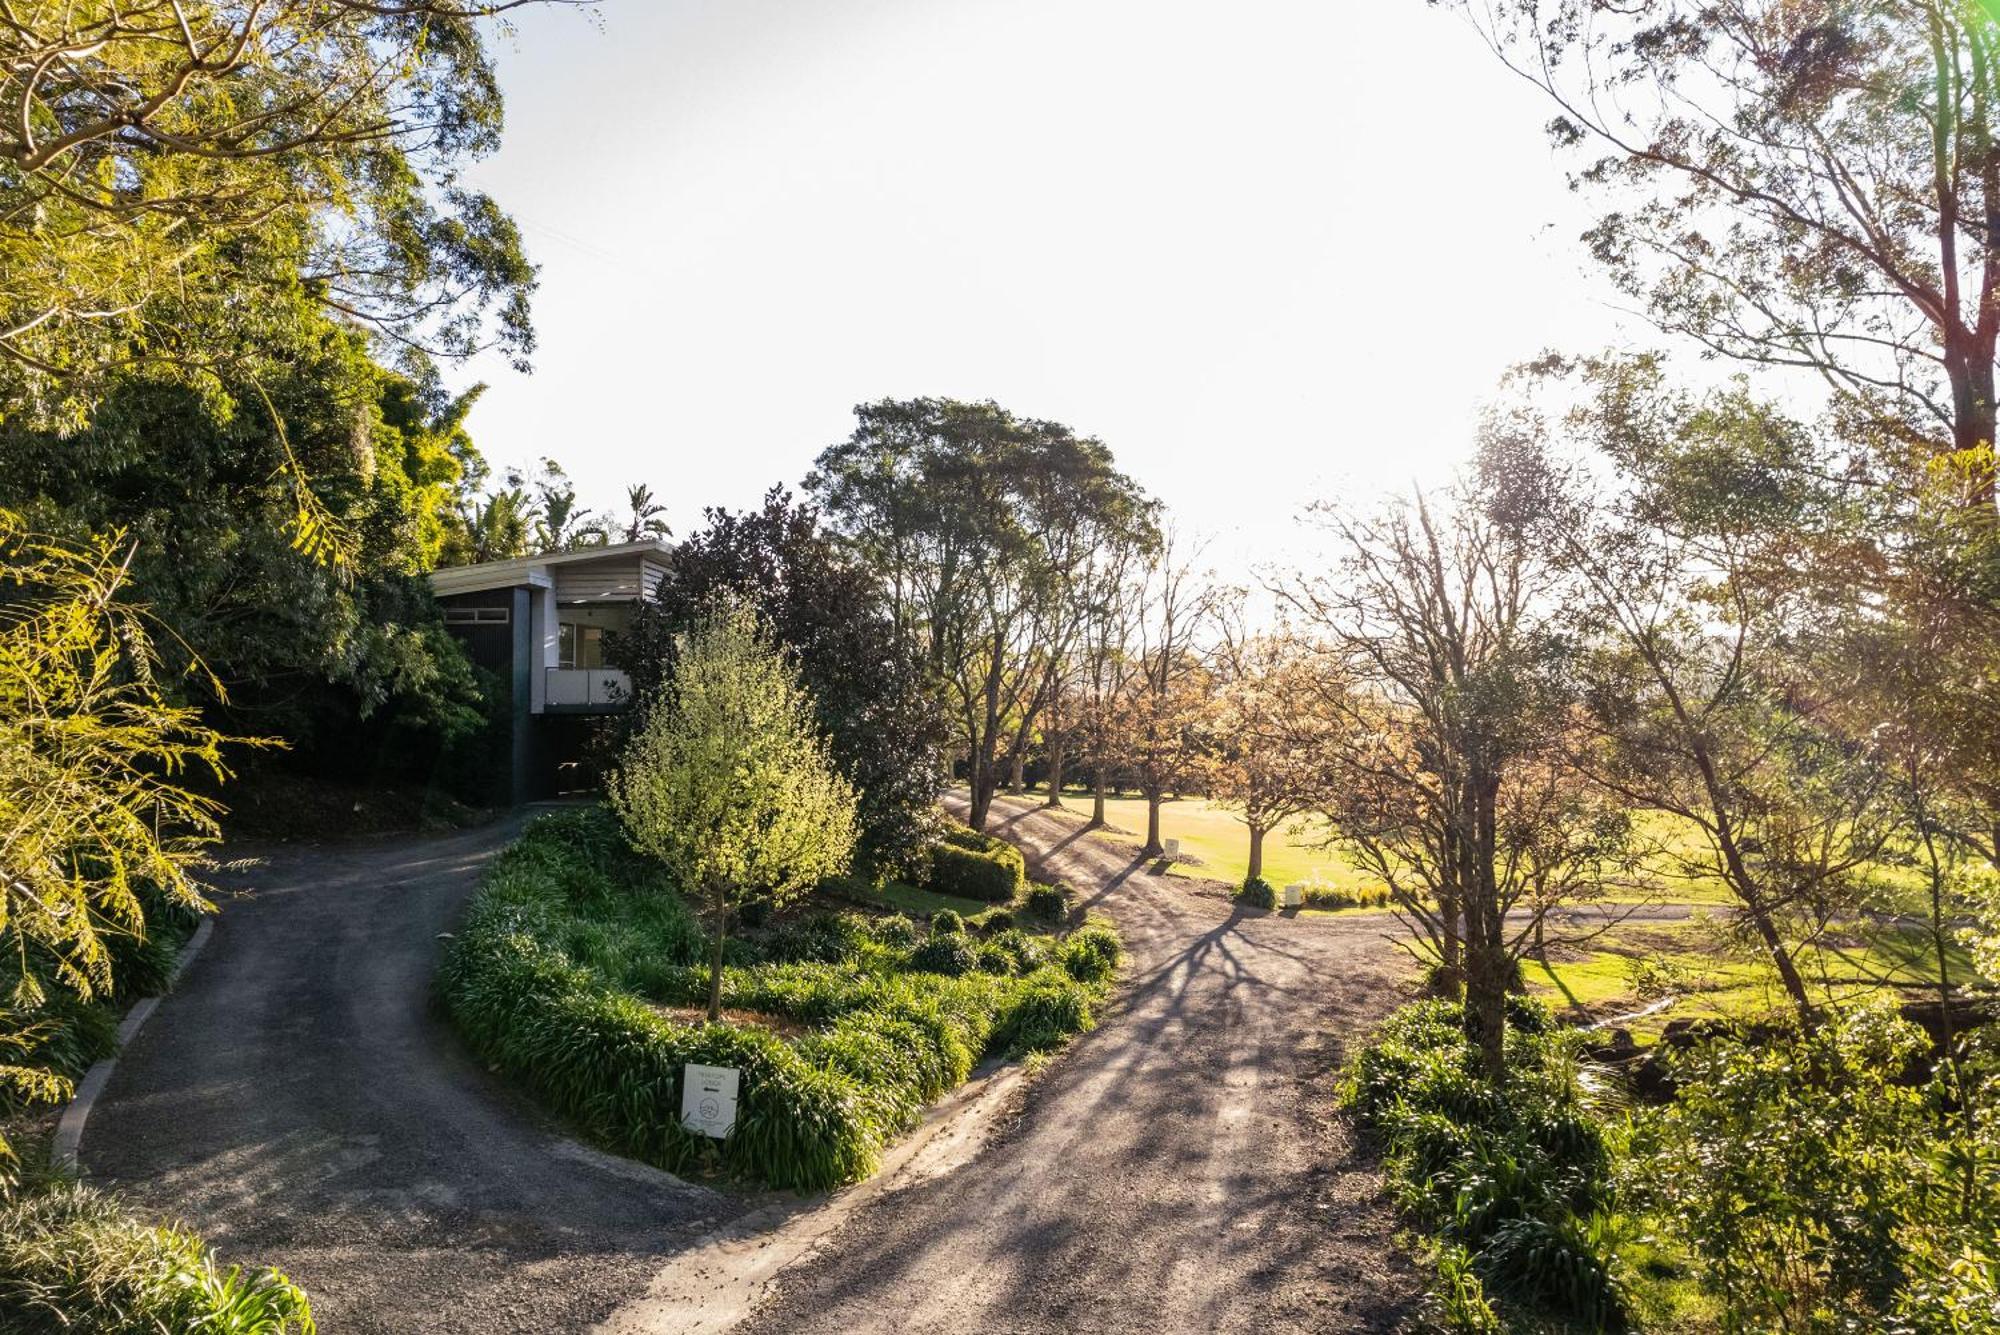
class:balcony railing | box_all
[545,667,631,710]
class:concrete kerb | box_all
[52,916,216,1174]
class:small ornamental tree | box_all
[610,603,859,1021]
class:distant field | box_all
[981,787,1932,916]
[1008,787,1376,892]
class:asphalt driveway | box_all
[85,797,1421,1332]
[82,814,753,1333]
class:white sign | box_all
[681,1063,739,1139]
[1162,838,1180,858]
[1283,883,1304,909]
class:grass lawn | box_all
[1005,790,1928,915]
[1019,786,1382,893]
[1527,914,1974,1040]
[1603,811,1933,908]
[825,878,992,919]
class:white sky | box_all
[457,0,1637,578]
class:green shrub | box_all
[1299,883,1392,909]
[1060,922,1123,984]
[930,909,965,936]
[868,913,917,948]
[439,806,1114,1193]
[2,997,118,1113]
[1236,877,1277,909]
[765,912,872,964]
[0,1184,314,1334]
[1637,1003,1949,1332]
[968,907,1015,935]
[994,970,1096,1053]
[925,826,1026,903]
[989,928,1047,975]
[910,935,978,977]
[1345,995,1627,1331]
[1025,882,1071,921]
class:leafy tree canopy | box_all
[0,1,573,429]
[613,489,949,878]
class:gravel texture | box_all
[739,794,1424,1334]
[84,796,1424,1333]
[82,813,753,1334]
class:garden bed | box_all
[436,807,1120,1191]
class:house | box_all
[429,539,670,802]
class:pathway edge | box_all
[53,916,216,1173]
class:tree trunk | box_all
[1465,941,1511,1081]
[705,889,729,1023]
[1090,767,1107,827]
[1741,899,1813,1017]
[1434,890,1464,994]
[1144,791,1163,856]
[1246,823,1265,883]
[1945,324,2000,511]
[1006,745,1026,796]
[969,765,995,832]
[1045,733,1065,807]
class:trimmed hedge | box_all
[926,825,1026,902]
[0,1185,313,1334]
[438,808,1118,1192]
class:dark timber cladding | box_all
[428,540,670,803]
[436,586,534,804]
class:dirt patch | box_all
[650,1006,810,1040]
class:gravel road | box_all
[82,814,753,1334]
[738,795,1423,1334]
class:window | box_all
[444,606,509,625]
[557,623,604,669]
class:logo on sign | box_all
[681,1063,739,1139]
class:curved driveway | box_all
[736,796,1421,1334]
[87,798,1421,1333]
[84,815,752,1333]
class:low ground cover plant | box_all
[0,1183,314,1334]
[1346,996,1629,1331]
[1351,992,2000,1332]
[1300,883,1390,909]
[439,808,1119,1192]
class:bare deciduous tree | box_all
[1279,480,1629,1076]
